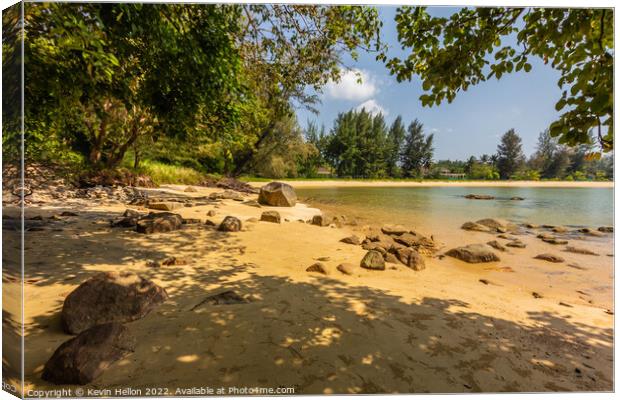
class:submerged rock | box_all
[360,250,385,270]
[464,194,495,200]
[445,244,500,263]
[61,272,168,334]
[42,323,135,385]
[598,226,613,233]
[258,182,297,207]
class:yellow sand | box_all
[3,184,613,395]
[247,180,613,188]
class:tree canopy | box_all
[385,7,613,152]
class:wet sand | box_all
[248,180,613,189]
[2,184,613,394]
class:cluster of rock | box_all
[43,272,168,384]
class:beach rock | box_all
[464,194,494,200]
[361,241,388,255]
[598,226,613,233]
[384,252,400,264]
[506,240,526,248]
[360,250,385,270]
[461,221,492,232]
[258,182,297,207]
[476,218,516,232]
[537,232,555,240]
[182,218,201,224]
[542,237,568,245]
[218,216,242,232]
[336,263,355,275]
[61,272,168,334]
[510,196,525,201]
[242,200,261,208]
[534,253,565,263]
[260,211,281,224]
[402,249,425,271]
[60,211,79,217]
[123,209,142,218]
[542,225,556,229]
[578,228,605,237]
[184,186,197,192]
[147,201,182,211]
[306,262,328,275]
[394,231,434,248]
[311,215,326,226]
[161,256,189,266]
[340,235,361,245]
[205,219,217,226]
[381,224,408,236]
[552,226,568,233]
[111,215,138,228]
[445,244,500,263]
[191,291,247,310]
[497,234,517,240]
[564,246,599,256]
[136,212,183,234]
[524,223,539,229]
[486,240,506,252]
[41,323,135,385]
[209,190,244,201]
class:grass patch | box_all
[137,160,206,185]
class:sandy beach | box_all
[2,182,613,395]
[248,180,614,189]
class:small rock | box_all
[381,224,408,235]
[523,223,539,229]
[218,216,242,232]
[161,257,188,266]
[340,235,361,245]
[260,211,281,224]
[41,323,135,385]
[147,201,183,211]
[532,292,543,299]
[60,211,78,217]
[184,186,197,192]
[207,210,217,217]
[461,221,492,232]
[316,256,330,261]
[205,219,217,226]
[464,194,494,200]
[542,237,568,245]
[552,226,568,233]
[559,301,573,308]
[311,215,325,226]
[476,218,516,232]
[306,262,328,275]
[445,244,500,263]
[506,240,526,248]
[136,212,183,234]
[336,263,355,275]
[497,234,517,240]
[564,246,599,256]
[145,261,160,269]
[479,279,490,285]
[486,240,506,252]
[534,253,565,263]
[578,228,605,237]
[360,250,386,270]
[384,252,400,264]
[182,218,201,224]
[191,290,247,310]
[598,226,613,233]
[510,196,525,201]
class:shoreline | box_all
[248,180,613,188]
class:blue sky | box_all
[296,6,563,161]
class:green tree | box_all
[496,129,525,179]
[385,116,406,177]
[386,7,613,151]
[401,119,434,178]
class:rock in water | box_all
[534,253,565,263]
[61,272,168,334]
[136,212,183,234]
[598,226,613,233]
[340,235,361,245]
[461,222,492,232]
[306,262,328,274]
[260,211,281,224]
[218,216,242,232]
[258,182,297,207]
[475,218,516,232]
[41,323,135,385]
[360,250,386,270]
[464,194,495,200]
[445,244,500,263]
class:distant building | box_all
[316,167,332,177]
[438,168,466,179]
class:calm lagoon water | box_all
[297,186,614,229]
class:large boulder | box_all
[61,272,168,334]
[136,212,183,234]
[41,323,135,385]
[360,250,385,270]
[445,244,500,263]
[218,216,242,232]
[258,182,297,207]
[394,247,425,271]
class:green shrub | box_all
[137,160,205,185]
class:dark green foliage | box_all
[385,116,406,177]
[400,119,434,178]
[386,7,613,151]
[496,129,525,179]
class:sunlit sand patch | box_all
[177,354,199,363]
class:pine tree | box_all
[401,119,434,178]
[385,116,406,177]
[496,129,525,179]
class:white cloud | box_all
[324,69,378,101]
[355,99,388,117]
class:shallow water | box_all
[297,186,614,229]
